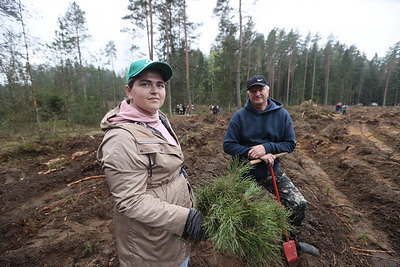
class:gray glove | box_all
[184,208,207,241]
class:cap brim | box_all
[247,82,267,90]
[144,62,173,82]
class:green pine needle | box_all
[195,157,292,266]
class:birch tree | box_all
[17,0,42,134]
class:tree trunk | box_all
[183,0,191,106]
[277,59,283,99]
[311,52,316,101]
[293,69,296,104]
[235,0,243,107]
[286,56,291,104]
[267,54,275,98]
[324,53,330,105]
[165,0,172,116]
[302,50,308,103]
[149,0,154,60]
[18,0,42,135]
[246,41,251,80]
[65,60,73,132]
[97,66,105,108]
[356,74,364,104]
[146,15,151,58]
[383,70,391,106]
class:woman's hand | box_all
[184,209,208,241]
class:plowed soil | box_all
[1,103,399,267]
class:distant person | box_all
[97,59,207,267]
[335,102,342,112]
[341,105,348,115]
[212,105,220,116]
[185,104,191,115]
[223,74,319,256]
[209,105,213,114]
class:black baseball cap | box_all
[246,75,268,90]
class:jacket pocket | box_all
[136,140,183,159]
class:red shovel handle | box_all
[269,165,291,243]
[269,165,281,203]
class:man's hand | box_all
[248,144,266,159]
[260,153,276,166]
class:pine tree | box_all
[195,158,291,267]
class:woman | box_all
[97,59,206,267]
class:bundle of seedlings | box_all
[195,158,292,266]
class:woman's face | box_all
[125,69,166,115]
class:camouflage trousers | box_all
[257,169,308,233]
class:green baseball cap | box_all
[125,59,173,84]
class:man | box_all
[223,75,318,256]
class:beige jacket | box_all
[97,105,194,266]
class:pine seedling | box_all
[196,158,292,267]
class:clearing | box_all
[1,103,399,266]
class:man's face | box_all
[125,69,166,115]
[248,85,269,109]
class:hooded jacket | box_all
[223,97,296,180]
[97,101,194,267]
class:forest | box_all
[1,0,399,139]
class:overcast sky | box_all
[23,0,400,74]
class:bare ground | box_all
[1,104,399,267]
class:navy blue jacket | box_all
[223,98,296,180]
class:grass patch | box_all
[83,240,94,255]
[358,232,369,246]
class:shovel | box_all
[269,164,298,263]
[251,153,298,263]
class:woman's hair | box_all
[127,77,136,88]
